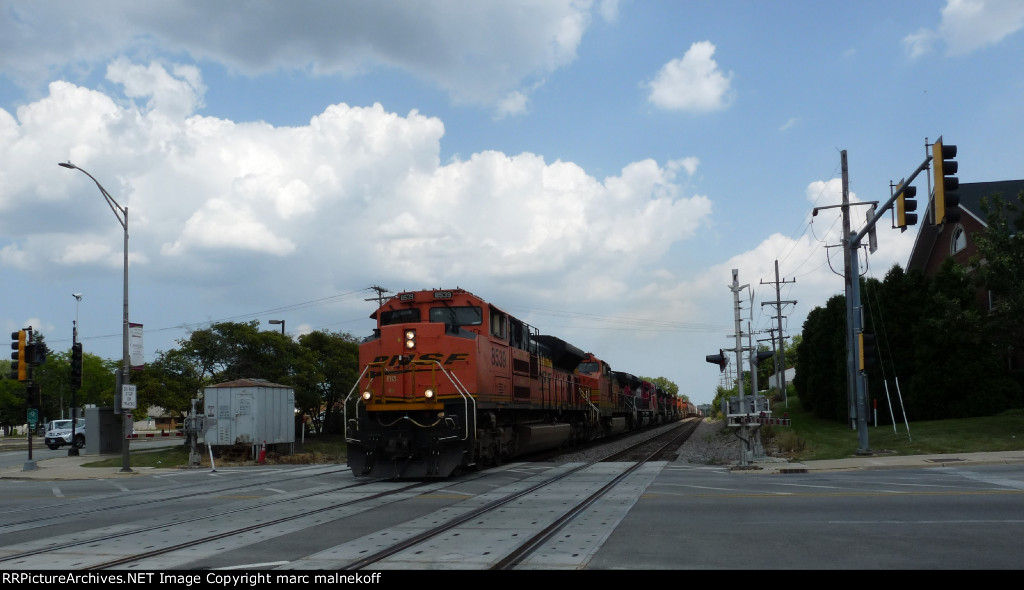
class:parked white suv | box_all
[44,419,85,450]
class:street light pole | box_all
[59,162,132,473]
[69,293,82,457]
[269,319,285,335]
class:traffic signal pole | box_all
[844,140,943,454]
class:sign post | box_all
[121,384,137,472]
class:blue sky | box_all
[1,0,1022,407]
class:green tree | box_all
[0,364,27,434]
[132,347,207,420]
[295,331,361,434]
[793,294,847,420]
[972,189,1024,388]
[174,321,302,384]
[153,322,362,434]
[908,259,1020,418]
[783,334,801,372]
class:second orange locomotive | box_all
[344,288,694,478]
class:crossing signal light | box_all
[858,332,878,372]
[896,184,918,230]
[705,350,728,372]
[71,342,83,389]
[932,138,960,225]
[10,330,27,381]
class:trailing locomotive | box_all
[344,288,696,478]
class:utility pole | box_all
[841,151,858,430]
[812,152,878,449]
[365,285,391,307]
[760,260,796,407]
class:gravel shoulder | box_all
[677,417,794,467]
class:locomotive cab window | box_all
[429,305,482,327]
[380,308,421,326]
[490,308,507,339]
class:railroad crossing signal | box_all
[932,138,960,225]
[705,350,728,372]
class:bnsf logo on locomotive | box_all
[371,353,469,366]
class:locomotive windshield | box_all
[577,361,600,374]
[380,308,421,326]
[429,305,482,327]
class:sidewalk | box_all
[0,453,181,480]
[739,449,1024,474]
[4,450,1024,480]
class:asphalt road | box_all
[1,458,1022,570]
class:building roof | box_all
[206,378,292,389]
[906,179,1024,272]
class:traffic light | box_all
[896,184,918,230]
[71,342,83,389]
[932,138,960,225]
[705,349,728,372]
[858,332,878,372]
[10,330,26,381]
[27,383,41,410]
[26,341,45,366]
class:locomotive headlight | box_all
[361,390,373,400]
[424,388,434,399]
[404,329,416,349]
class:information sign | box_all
[122,384,137,410]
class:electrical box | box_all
[200,379,295,448]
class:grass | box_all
[762,397,1024,461]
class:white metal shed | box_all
[201,378,295,449]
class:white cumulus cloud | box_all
[646,41,734,113]
[904,0,1024,57]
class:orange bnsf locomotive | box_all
[344,288,691,478]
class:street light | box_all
[59,162,132,473]
[69,293,82,457]
[269,319,285,335]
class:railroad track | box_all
[316,419,699,570]
[0,419,699,570]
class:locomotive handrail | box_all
[342,362,384,444]
[405,360,473,442]
[578,387,600,426]
[344,360,476,444]
[416,359,475,442]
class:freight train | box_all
[344,288,698,478]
